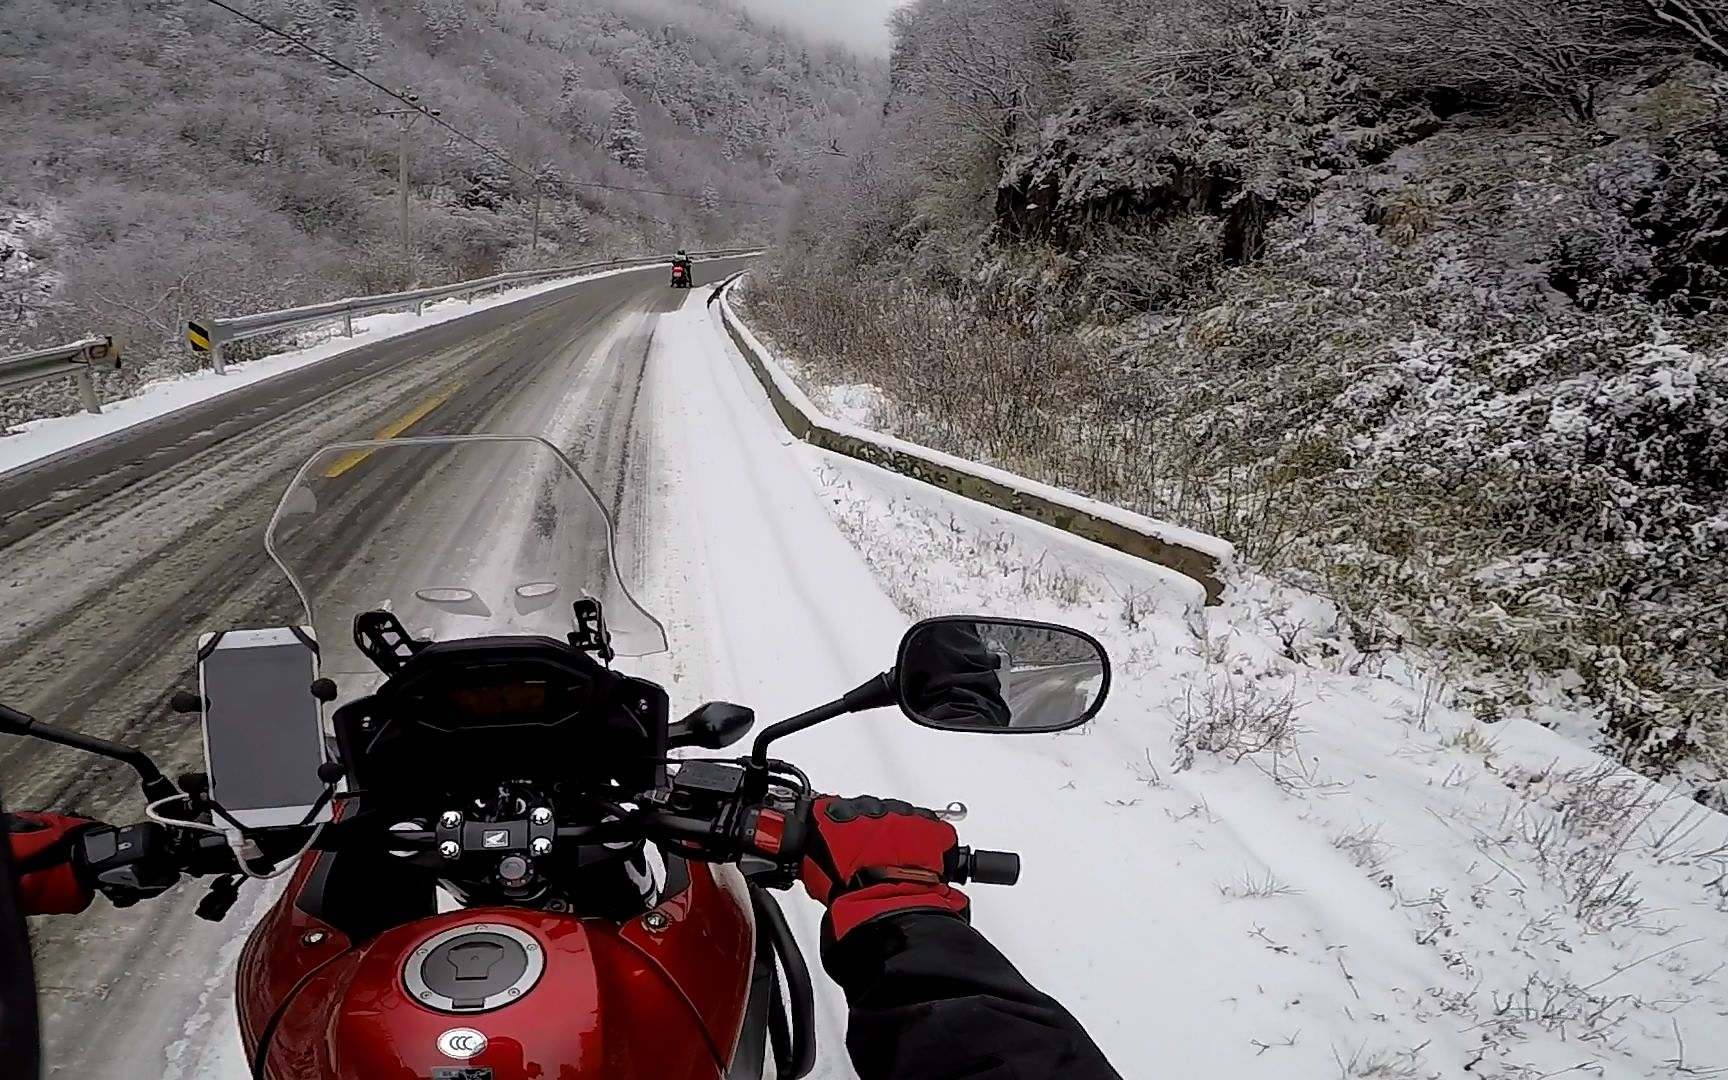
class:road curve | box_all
[0,256,753,1077]
[1004,662,1105,730]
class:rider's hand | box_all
[799,795,968,941]
[5,812,103,916]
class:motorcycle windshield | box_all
[265,435,669,682]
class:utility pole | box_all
[377,91,440,277]
[532,183,542,252]
[530,160,548,253]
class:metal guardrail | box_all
[0,337,123,415]
[0,249,758,419]
[192,248,761,373]
[711,275,1234,605]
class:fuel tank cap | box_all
[403,923,545,1013]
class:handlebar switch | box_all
[743,808,789,858]
[528,809,554,856]
[77,823,180,905]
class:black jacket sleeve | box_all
[902,623,1011,729]
[824,910,1123,1080]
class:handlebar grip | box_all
[775,802,811,863]
[952,847,1021,886]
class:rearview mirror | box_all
[894,617,1109,733]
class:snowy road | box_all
[1001,661,1105,729]
[0,258,754,1077]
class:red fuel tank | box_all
[238,861,756,1080]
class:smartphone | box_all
[198,627,333,832]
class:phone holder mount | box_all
[354,610,429,675]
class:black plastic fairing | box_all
[331,635,669,802]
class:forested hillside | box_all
[757,0,1728,803]
[0,0,874,417]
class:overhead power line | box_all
[192,0,783,209]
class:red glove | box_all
[799,795,969,941]
[6,813,100,916]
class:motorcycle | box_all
[0,435,1112,1080]
[671,261,694,288]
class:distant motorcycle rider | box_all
[670,249,695,287]
[2,797,1122,1079]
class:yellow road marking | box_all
[322,383,464,478]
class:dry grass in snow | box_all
[795,447,1728,1080]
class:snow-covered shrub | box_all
[1345,0,1671,120]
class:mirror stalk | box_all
[749,672,894,767]
[0,705,178,803]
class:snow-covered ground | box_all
[647,294,1728,1079]
[0,262,658,480]
[169,290,1728,1078]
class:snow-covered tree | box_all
[328,0,357,22]
[155,3,193,66]
[1351,0,1668,120]
[557,69,616,148]
[563,204,592,246]
[354,10,383,66]
[606,97,646,169]
[258,0,318,55]
[1640,0,1728,62]
[462,148,516,211]
[419,0,465,55]
[286,0,322,47]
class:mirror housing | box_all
[669,702,756,750]
[894,616,1110,734]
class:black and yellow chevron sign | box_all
[187,320,211,353]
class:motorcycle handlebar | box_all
[141,790,1022,889]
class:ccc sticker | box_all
[437,1028,488,1059]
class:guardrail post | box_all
[1,337,120,414]
[74,369,102,414]
[210,335,226,375]
[343,309,354,337]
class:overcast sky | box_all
[739,0,899,54]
